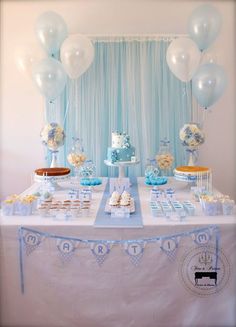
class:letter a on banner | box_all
[57,239,77,263]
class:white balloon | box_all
[15,44,44,78]
[200,50,219,65]
[166,38,201,82]
[60,34,95,79]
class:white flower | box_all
[179,123,205,147]
[40,123,65,151]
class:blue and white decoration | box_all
[91,242,111,267]
[110,149,118,164]
[123,134,131,149]
[192,225,218,246]
[79,160,96,178]
[18,225,220,294]
[124,241,145,266]
[160,237,179,261]
[109,178,130,195]
[57,239,77,263]
[22,231,43,256]
[46,36,192,175]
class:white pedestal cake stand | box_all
[34,173,70,191]
[104,160,140,178]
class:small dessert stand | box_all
[144,177,168,188]
[34,168,71,191]
[174,166,212,192]
[104,160,140,178]
[105,198,135,214]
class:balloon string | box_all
[63,79,72,128]
[201,107,207,128]
[185,82,192,122]
[63,94,70,128]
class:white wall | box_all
[0,0,235,199]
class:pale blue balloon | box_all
[35,11,68,56]
[188,4,222,51]
[32,58,67,101]
[192,63,227,108]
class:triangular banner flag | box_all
[91,242,111,267]
[23,230,44,256]
[124,241,145,266]
[57,238,77,263]
[160,237,179,261]
[192,228,211,246]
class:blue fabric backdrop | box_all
[46,36,193,176]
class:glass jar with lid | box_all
[156,138,174,176]
[67,137,86,186]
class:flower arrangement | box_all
[179,123,205,148]
[123,134,131,148]
[111,149,118,163]
[40,122,65,151]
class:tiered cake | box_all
[107,132,136,163]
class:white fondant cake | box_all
[112,132,125,148]
[107,132,136,163]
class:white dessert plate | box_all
[105,197,135,213]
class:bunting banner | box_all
[160,236,180,261]
[56,239,77,263]
[124,241,145,266]
[91,242,111,267]
[22,230,44,256]
[18,225,220,294]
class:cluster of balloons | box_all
[166,4,227,109]
[17,11,95,101]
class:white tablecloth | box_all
[1,178,236,327]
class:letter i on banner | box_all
[91,242,111,266]
[160,237,179,261]
[124,241,145,266]
[23,230,44,256]
[57,239,77,263]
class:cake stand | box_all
[104,160,140,178]
[34,168,71,191]
[173,166,212,192]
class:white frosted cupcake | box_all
[109,197,119,206]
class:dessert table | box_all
[0,178,236,327]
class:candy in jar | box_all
[156,138,174,172]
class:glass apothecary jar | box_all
[67,137,86,186]
[156,138,174,176]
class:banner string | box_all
[18,225,220,294]
[18,227,25,294]
[19,225,219,245]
